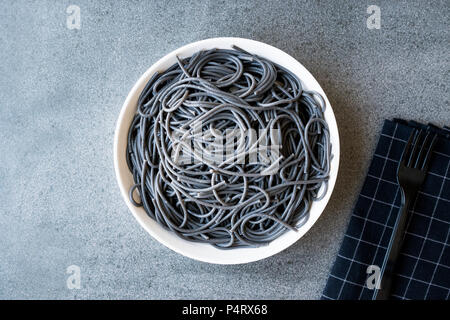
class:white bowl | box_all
[114,37,340,264]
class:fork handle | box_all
[374,193,412,300]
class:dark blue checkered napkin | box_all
[322,119,450,300]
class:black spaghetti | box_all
[126,46,331,248]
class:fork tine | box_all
[414,131,431,168]
[400,129,416,166]
[420,134,437,171]
[407,130,424,167]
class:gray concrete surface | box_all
[0,0,448,299]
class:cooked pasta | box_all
[126,46,331,248]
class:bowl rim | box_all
[114,37,340,264]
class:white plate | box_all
[114,37,340,264]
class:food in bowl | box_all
[125,45,331,248]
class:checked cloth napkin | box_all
[322,119,450,300]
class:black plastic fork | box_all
[374,129,437,300]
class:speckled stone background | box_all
[0,0,448,299]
